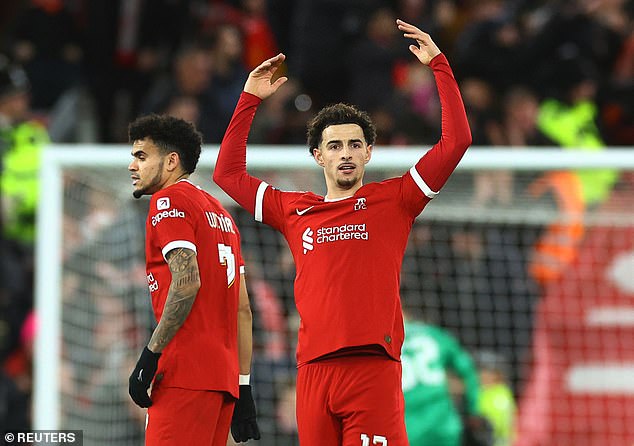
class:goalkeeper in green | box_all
[401,316,484,446]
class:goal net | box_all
[35,145,634,446]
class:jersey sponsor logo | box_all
[147,272,159,292]
[316,223,369,244]
[151,208,185,226]
[354,197,367,211]
[296,206,315,216]
[205,211,236,234]
[157,197,171,210]
[302,223,369,254]
[302,227,314,254]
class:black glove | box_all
[231,384,261,442]
[128,346,161,408]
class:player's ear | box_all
[166,152,180,172]
[364,144,373,164]
[313,148,325,167]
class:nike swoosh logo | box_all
[138,369,144,382]
[296,206,315,216]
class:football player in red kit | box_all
[127,115,260,445]
[214,20,471,446]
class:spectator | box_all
[160,95,200,124]
[7,0,83,111]
[207,24,249,142]
[287,0,383,108]
[80,0,194,142]
[391,59,443,145]
[522,0,629,99]
[528,56,619,287]
[452,0,525,91]
[397,0,466,55]
[474,350,517,446]
[460,78,503,148]
[240,0,281,70]
[345,7,408,111]
[473,85,554,206]
[0,56,48,346]
[140,43,216,140]
[0,56,48,247]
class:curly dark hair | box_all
[306,103,376,155]
[128,114,202,174]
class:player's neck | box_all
[162,172,190,190]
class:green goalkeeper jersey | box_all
[402,320,481,446]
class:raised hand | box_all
[396,19,441,66]
[244,53,288,100]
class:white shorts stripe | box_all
[409,166,438,198]
[240,265,245,274]
[162,240,197,260]
[255,181,268,222]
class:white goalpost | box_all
[35,145,634,445]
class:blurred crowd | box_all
[0,0,631,146]
[0,0,632,442]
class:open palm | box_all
[244,53,288,100]
[396,19,441,66]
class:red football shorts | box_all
[145,385,234,446]
[296,354,409,446]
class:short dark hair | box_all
[128,114,202,174]
[306,103,376,155]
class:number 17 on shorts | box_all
[361,433,387,445]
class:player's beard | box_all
[336,173,360,190]
[133,161,164,198]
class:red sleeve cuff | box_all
[429,52,447,68]
[241,91,263,106]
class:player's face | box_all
[313,124,372,195]
[128,138,167,198]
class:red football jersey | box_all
[145,180,244,396]
[258,179,430,365]
[215,54,471,366]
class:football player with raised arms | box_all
[127,114,260,444]
[214,19,471,445]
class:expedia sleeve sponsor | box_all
[151,208,186,226]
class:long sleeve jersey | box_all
[214,53,471,366]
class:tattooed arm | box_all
[148,248,201,353]
[129,247,200,407]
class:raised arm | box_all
[213,54,288,215]
[397,19,472,193]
